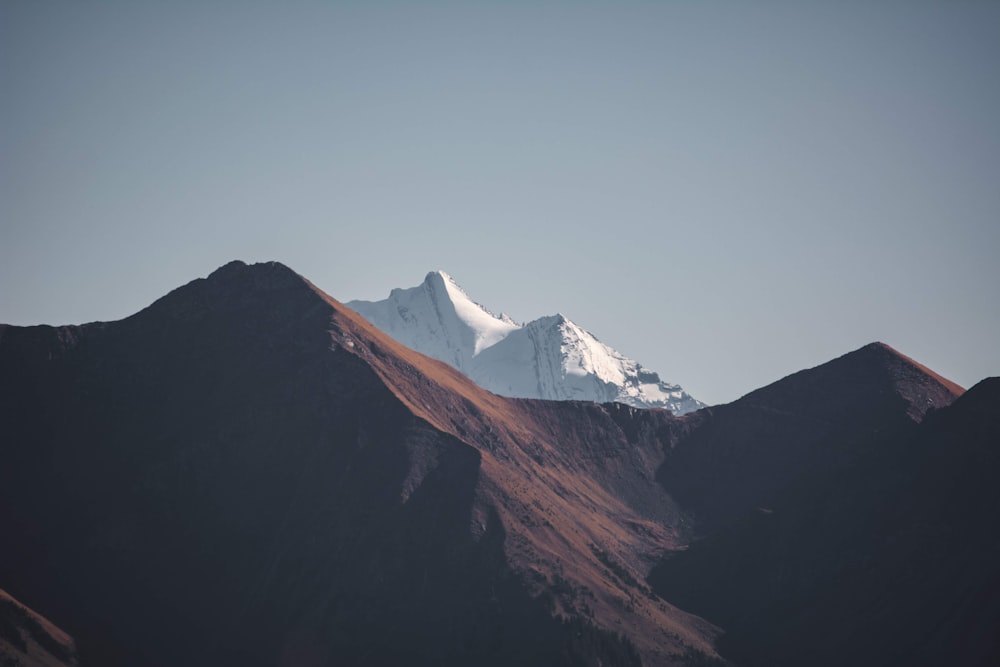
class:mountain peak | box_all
[857,340,921,364]
[531,313,569,329]
[132,260,327,328]
[347,270,517,371]
[420,270,494,318]
[197,260,323,300]
[348,271,704,414]
[422,269,449,290]
[422,270,490,315]
[423,270,476,304]
[740,341,963,423]
[205,259,297,283]
[208,258,248,274]
[850,341,965,399]
[424,269,455,284]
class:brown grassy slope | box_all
[302,266,724,664]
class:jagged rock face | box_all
[347,271,703,413]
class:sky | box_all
[2,1,998,405]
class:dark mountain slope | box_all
[0,261,716,666]
[650,377,999,666]
[0,587,77,667]
[0,261,514,665]
[657,342,963,529]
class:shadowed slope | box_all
[650,362,994,666]
[657,342,963,529]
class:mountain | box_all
[347,271,703,413]
[0,261,717,666]
[1,260,995,667]
[649,351,1000,666]
[656,341,965,528]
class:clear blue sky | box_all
[3,1,998,405]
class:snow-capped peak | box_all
[422,271,517,355]
[346,272,704,414]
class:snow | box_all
[432,271,519,355]
[347,271,517,372]
[346,272,705,414]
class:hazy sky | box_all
[3,1,998,405]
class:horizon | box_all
[3,256,992,407]
[3,2,998,404]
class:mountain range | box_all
[347,271,703,414]
[0,260,996,666]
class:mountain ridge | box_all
[656,339,964,529]
[1,260,992,667]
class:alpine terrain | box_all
[1,260,997,667]
[347,271,703,414]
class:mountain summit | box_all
[347,271,703,413]
[344,271,519,372]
